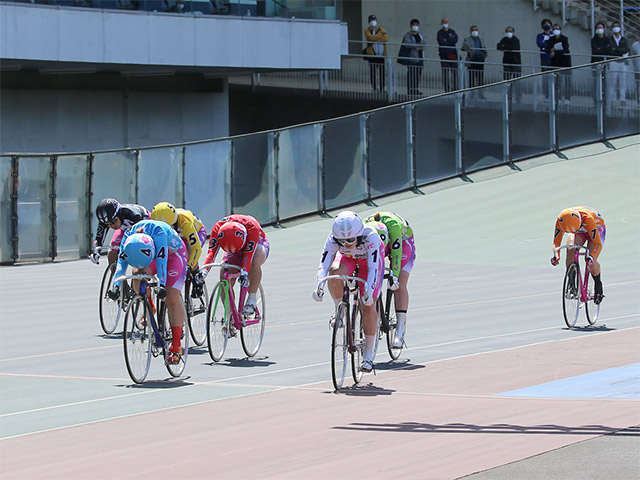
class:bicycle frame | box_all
[555,244,593,303]
[115,274,165,349]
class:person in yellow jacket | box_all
[364,14,388,91]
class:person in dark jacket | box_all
[545,24,572,104]
[536,18,553,97]
[497,26,522,99]
[591,22,612,63]
[437,17,459,92]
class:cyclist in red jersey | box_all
[203,214,269,314]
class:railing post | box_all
[86,153,94,256]
[269,131,280,223]
[229,140,235,214]
[562,0,567,25]
[181,146,186,208]
[502,82,511,164]
[320,124,326,213]
[405,104,416,189]
[458,60,465,91]
[49,155,58,261]
[319,70,326,97]
[591,0,595,36]
[550,73,558,151]
[10,156,19,263]
[455,92,463,174]
[596,64,604,139]
[386,56,393,103]
[362,113,371,201]
[134,150,140,204]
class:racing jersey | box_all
[113,220,184,289]
[173,208,205,270]
[365,212,414,278]
[316,224,384,293]
[94,203,149,248]
[553,206,606,259]
[205,214,266,273]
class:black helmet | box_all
[96,198,121,224]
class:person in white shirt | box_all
[608,21,630,105]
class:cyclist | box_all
[108,219,188,364]
[312,211,385,373]
[551,206,606,304]
[150,202,207,296]
[90,198,150,265]
[364,211,416,347]
[203,214,269,315]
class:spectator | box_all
[608,21,630,105]
[536,18,553,96]
[364,15,388,92]
[497,26,522,100]
[545,24,572,105]
[631,38,640,103]
[461,25,488,93]
[437,17,459,92]
[590,22,612,99]
[400,18,426,96]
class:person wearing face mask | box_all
[590,23,612,104]
[364,15,388,92]
[399,18,426,96]
[536,18,553,97]
[545,24,572,105]
[631,38,640,104]
[461,25,488,93]
[608,21,630,105]
[497,26,522,101]
[437,17,459,92]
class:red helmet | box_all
[217,221,247,253]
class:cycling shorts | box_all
[575,225,606,259]
[400,236,416,274]
[149,241,188,291]
[335,247,384,300]
[222,238,270,268]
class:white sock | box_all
[364,334,376,361]
[333,297,341,308]
[396,312,407,338]
[246,293,257,306]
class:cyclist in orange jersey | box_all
[551,206,606,304]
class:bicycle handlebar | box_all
[200,262,241,272]
[316,275,367,289]
[114,274,158,284]
[555,244,589,253]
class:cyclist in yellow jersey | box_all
[151,202,208,293]
[364,211,416,347]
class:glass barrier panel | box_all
[369,106,412,197]
[232,133,276,224]
[184,140,231,233]
[557,67,599,149]
[0,157,13,263]
[17,157,52,261]
[91,151,137,246]
[278,124,322,219]
[604,63,640,139]
[56,155,89,259]
[138,146,184,209]
[462,84,504,173]
[510,75,553,160]
[323,116,366,209]
[414,95,457,184]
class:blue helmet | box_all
[121,233,155,268]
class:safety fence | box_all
[1,60,638,263]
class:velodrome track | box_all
[1,137,639,479]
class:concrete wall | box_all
[1,87,229,153]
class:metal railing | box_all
[1,60,639,264]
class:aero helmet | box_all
[557,208,582,233]
[121,233,155,268]
[96,198,121,225]
[217,221,247,253]
[151,202,178,225]
[332,211,364,241]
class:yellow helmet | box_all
[557,208,581,233]
[151,202,178,225]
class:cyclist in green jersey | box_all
[364,212,416,347]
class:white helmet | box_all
[332,211,364,242]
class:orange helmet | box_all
[557,208,581,233]
[217,221,247,253]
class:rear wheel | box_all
[585,277,600,325]
[384,290,402,360]
[187,281,209,347]
[562,262,581,328]
[207,281,229,362]
[164,297,189,378]
[241,284,266,357]
[99,262,120,335]
[331,302,348,391]
[123,295,152,384]
[351,302,364,384]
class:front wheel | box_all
[240,284,266,357]
[207,281,229,362]
[562,262,581,328]
[123,295,152,384]
[99,262,120,335]
[164,297,189,378]
[331,302,349,391]
[187,281,209,347]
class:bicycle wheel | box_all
[384,289,402,360]
[351,302,364,384]
[99,263,120,335]
[585,278,600,326]
[562,262,581,328]
[207,281,229,362]
[187,281,209,347]
[331,302,349,391]
[240,283,266,357]
[123,295,152,384]
[164,297,189,378]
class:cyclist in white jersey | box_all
[313,211,385,373]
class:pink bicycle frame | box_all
[556,244,593,303]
